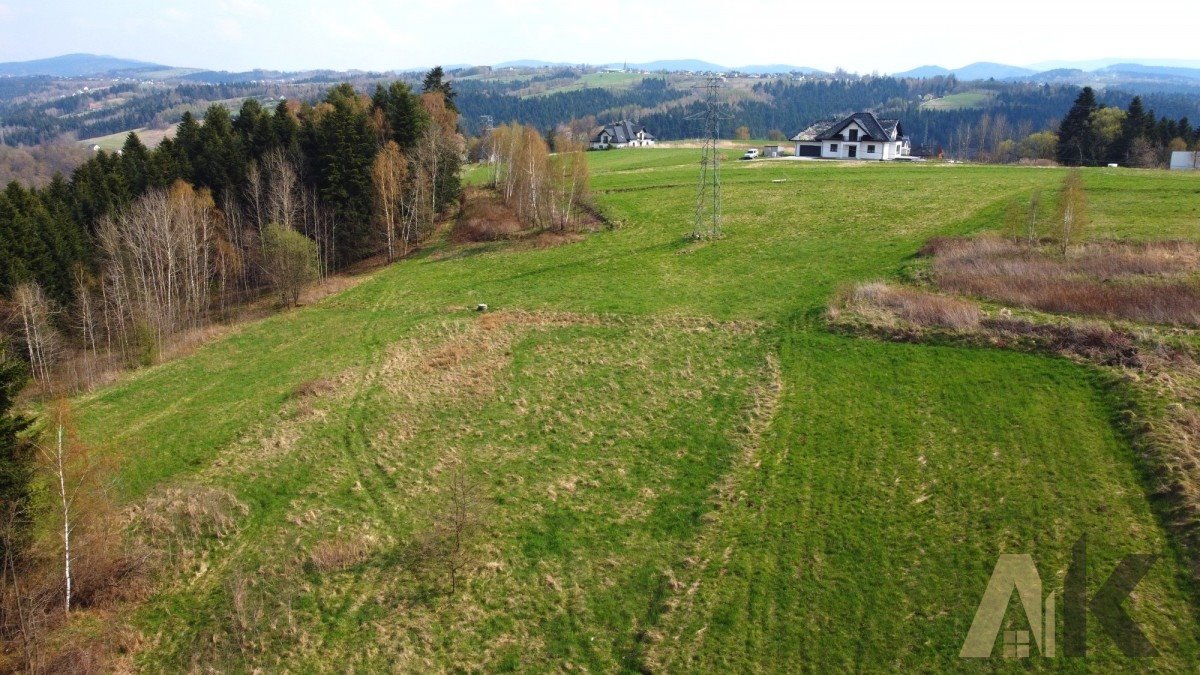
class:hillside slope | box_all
[74,154,1200,670]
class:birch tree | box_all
[264,148,301,233]
[96,181,223,359]
[550,132,590,231]
[1056,170,1089,254]
[371,141,409,261]
[12,282,59,388]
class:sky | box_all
[1,0,1199,73]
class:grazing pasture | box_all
[71,151,1200,670]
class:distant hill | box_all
[620,60,730,73]
[952,62,1036,80]
[0,53,168,77]
[1028,58,1200,72]
[1096,63,1200,81]
[494,60,577,69]
[893,63,1033,80]
[893,65,951,78]
[735,64,825,75]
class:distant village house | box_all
[790,112,910,160]
[590,121,656,149]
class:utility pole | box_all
[686,77,731,239]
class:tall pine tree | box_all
[1056,87,1098,166]
[422,66,458,113]
[305,84,379,266]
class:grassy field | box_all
[920,91,996,110]
[71,151,1200,670]
[79,123,178,152]
[538,71,647,94]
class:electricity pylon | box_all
[686,77,732,239]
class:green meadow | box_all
[74,151,1200,670]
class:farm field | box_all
[920,90,996,110]
[73,151,1200,670]
[78,123,179,151]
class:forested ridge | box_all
[0,71,470,395]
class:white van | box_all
[742,148,759,160]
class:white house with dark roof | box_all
[590,121,656,149]
[790,112,910,160]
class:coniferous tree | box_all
[422,66,458,113]
[374,82,428,150]
[173,111,202,183]
[0,351,33,562]
[118,132,151,196]
[1056,87,1099,166]
[305,85,378,265]
[234,99,275,161]
[1108,96,1152,165]
[271,100,300,156]
[192,105,244,203]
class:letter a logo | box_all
[960,554,1055,658]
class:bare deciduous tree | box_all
[434,464,486,594]
[1026,189,1041,245]
[35,401,94,614]
[12,282,59,388]
[96,181,224,361]
[1056,170,1089,254]
[550,132,590,231]
[264,148,301,234]
[371,141,409,261]
[487,123,592,231]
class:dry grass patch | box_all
[924,236,1200,326]
[453,187,525,242]
[834,282,981,330]
[138,484,249,543]
[307,531,379,573]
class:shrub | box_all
[261,224,319,308]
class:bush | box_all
[261,224,319,308]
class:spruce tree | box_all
[119,132,151,196]
[422,66,458,113]
[0,352,32,563]
[272,100,300,155]
[1056,87,1098,166]
[306,85,378,266]
[374,82,428,150]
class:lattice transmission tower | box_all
[686,77,732,239]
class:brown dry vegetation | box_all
[308,532,378,573]
[834,282,981,330]
[923,236,1200,326]
[452,187,605,245]
[453,187,525,242]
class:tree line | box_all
[1056,88,1199,166]
[1,68,464,390]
